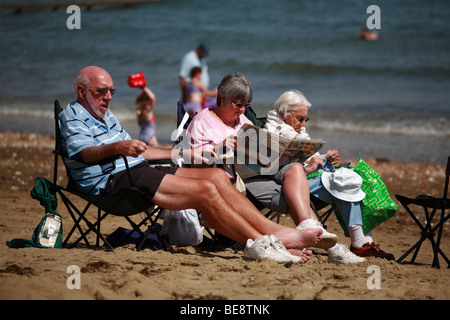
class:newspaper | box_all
[214,124,326,179]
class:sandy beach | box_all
[0,131,448,301]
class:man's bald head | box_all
[74,66,114,120]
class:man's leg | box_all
[152,170,257,243]
[152,167,322,249]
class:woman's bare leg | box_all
[282,163,318,225]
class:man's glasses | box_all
[231,100,251,109]
[96,87,116,96]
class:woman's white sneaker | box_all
[328,243,365,264]
[244,235,300,265]
[296,219,338,250]
[268,235,302,264]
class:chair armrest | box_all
[59,152,137,189]
[83,154,136,187]
[396,194,450,210]
[337,161,351,168]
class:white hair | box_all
[274,89,311,116]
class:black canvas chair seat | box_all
[52,100,166,250]
[395,156,450,268]
[66,181,153,217]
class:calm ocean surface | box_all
[0,0,449,165]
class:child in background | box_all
[129,72,158,146]
[184,67,217,116]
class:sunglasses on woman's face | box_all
[289,112,309,123]
[231,100,251,109]
[294,116,309,123]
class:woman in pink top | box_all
[187,101,252,151]
[186,72,338,255]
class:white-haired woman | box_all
[265,89,395,261]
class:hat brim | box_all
[321,171,366,202]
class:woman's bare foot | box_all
[275,228,323,250]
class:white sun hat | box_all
[321,168,366,202]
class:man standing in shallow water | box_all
[60,66,323,264]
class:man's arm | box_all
[78,139,148,163]
[143,146,173,161]
[143,146,216,165]
[79,139,215,165]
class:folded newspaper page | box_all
[214,124,326,179]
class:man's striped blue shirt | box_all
[59,101,146,195]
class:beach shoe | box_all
[350,242,395,261]
[268,235,302,264]
[328,243,365,264]
[244,235,298,265]
[296,219,338,250]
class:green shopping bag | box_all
[335,158,398,236]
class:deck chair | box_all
[395,156,450,268]
[52,100,166,250]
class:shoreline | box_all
[1,127,447,166]
[0,130,449,300]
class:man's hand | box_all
[118,139,147,158]
[78,139,147,163]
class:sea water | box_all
[0,0,449,165]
